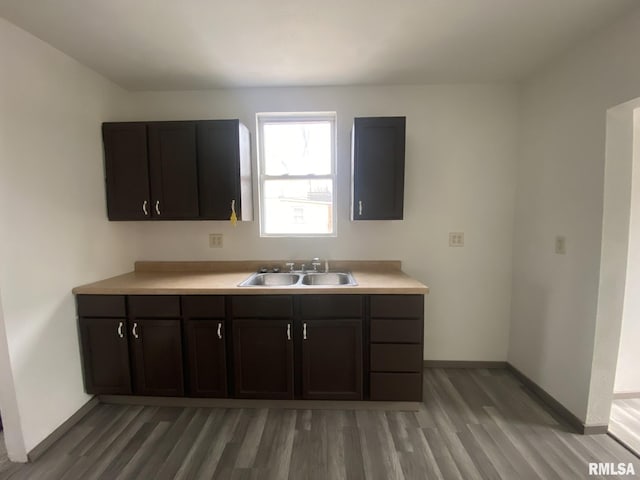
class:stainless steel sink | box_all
[238,271,357,287]
[238,272,301,287]
[301,272,357,286]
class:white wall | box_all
[0,19,137,459]
[509,7,640,425]
[614,108,640,394]
[124,85,519,362]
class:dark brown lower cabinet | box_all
[369,294,424,401]
[233,319,294,399]
[130,319,184,396]
[185,319,227,397]
[79,317,132,395]
[76,293,424,402]
[370,373,422,401]
[302,319,362,400]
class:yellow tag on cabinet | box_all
[230,199,237,226]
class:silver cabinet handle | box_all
[358,200,363,216]
[303,323,307,340]
[217,322,223,340]
[117,321,124,338]
[155,200,160,215]
[142,200,148,216]
[287,323,291,341]
[132,322,139,339]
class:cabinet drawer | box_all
[371,319,422,343]
[128,296,181,318]
[182,296,225,318]
[77,295,126,318]
[231,296,293,318]
[370,295,423,318]
[370,344,422,372]
[300,295,362,318]
[370,373,422,401]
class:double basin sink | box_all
[239,271,357,287]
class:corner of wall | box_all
[0,290,28,462]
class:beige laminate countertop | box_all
[72,261,429,295]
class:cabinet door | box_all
[197,120,245,220]
[103,123,150,220]
[352,117,406,220]
[302,319,362,400]
[130,319,184,396]
[185,320,227,397]
[148,122,199,219]
[79,317,132,394]
[233,319,294,399]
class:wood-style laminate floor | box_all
[0,432,12,478]
[1,368,638,479]
[610,398,640,458]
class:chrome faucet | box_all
[311,258,322,272]
[285,260,325,273]
[285,261,306,272]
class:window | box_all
[257,113,336,237]
[292,207,305,224]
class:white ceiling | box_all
[1,0,637,90]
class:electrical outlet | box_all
[555,235,566,254]
[209,234,223,248]
[449,232,464,247]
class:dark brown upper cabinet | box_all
[147,122,199,219]
[102,119,252,221]
[103,123,151,220]
[351,116,406,220]
[197,120,253,221]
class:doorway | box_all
[608,106,640,456]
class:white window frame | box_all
[256,112,337,238]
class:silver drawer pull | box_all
[358,200,363,216]
[117,321,124,338]
[155,200,161,215]
[142,200,148,216]
[217,322,223,340]
[287,323,291,341]
[303,323,307,340]
[132,322,139,339]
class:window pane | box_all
[263,122,332,175]
[263,179,333,235]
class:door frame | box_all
[588,97,640,426]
